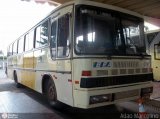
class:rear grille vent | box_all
[80,74,153,88]
[120,69,127,74]
[135,68,141,73]
[111,69,118,75]
[128,69,134,74]
[113,61,139,68]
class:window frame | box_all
[57,13,71,59]
[154,43,160,60]
[35,20,49,49]
[74,5,145,56]
[50,19,58,60]
[24,30,34,52]
[18,36,25,54]
[7,45,13,56]
[13,41,18,55]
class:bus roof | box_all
[9,0,144,46]
[47,0,143,19]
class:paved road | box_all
[0,70,159,119]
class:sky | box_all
[0,0,159,56]
[0,0,55,55]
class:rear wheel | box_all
[45,79,65,109]
[13,71,21,88]
[46,79,58,106]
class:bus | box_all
[145,29,160,54]
[146,29,160,81]
[7,0,153,109]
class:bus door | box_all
[50,5,74,106]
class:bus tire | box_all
[46,79,58,107]
[13,71,21,88]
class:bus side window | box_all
[51,21,57,58]
[18,37,24,53]
[13,41,17,55]
[7,45,12,56]
[35,20,49,48]
[25,30,34,51]
[57,14,70,58]
[7,47,9,56]
[155,44,160,60]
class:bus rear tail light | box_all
[82,71,91,76]
[89,94,112,104]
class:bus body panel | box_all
[73,58,151,89]
[72,58,152,108]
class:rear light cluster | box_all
[89,94,112,104]
[141,87,153,97]
[82,71,91,76]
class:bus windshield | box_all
[75,5,146,56]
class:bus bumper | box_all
[73,82,153,109]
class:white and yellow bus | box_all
[7,0,153,109]
[146,29,160,81]
[145,29,160,54]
